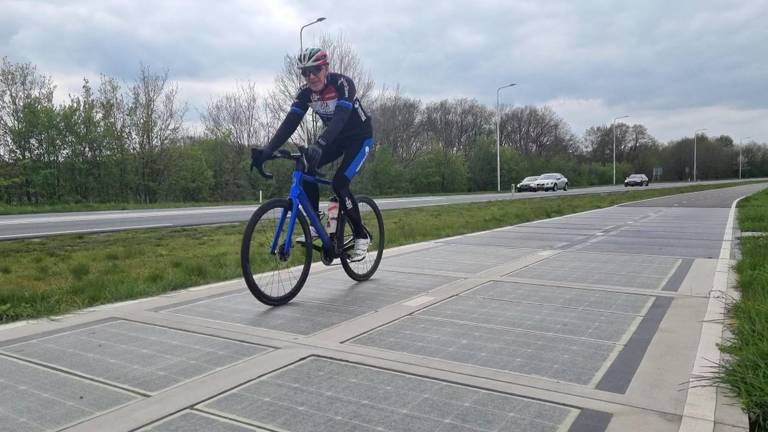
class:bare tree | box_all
[96,75,132,200]
[127,64,186,151]
[625,124,658,161]
[126,64,186,202]
[500,105,578,157]
[368,87,425,162]
[203,81,269,147]
[97,74,129,157]
[422,98,494,156]
[583,121,655,165]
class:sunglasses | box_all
[300,65,324,78]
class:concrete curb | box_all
[678,195,746,432]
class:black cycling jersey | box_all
[265,72,372,152]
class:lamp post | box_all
[612,115,629,185]
[496,83,516,192]
[739,136,751,179]
[693,128,707,182]
[299,17,326,53]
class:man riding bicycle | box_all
[251,48,373,260]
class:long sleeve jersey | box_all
[265,72,372,152]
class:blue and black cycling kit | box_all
[265,72,373,238]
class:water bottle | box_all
[326,197,339,233]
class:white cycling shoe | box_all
[348,237,371,262]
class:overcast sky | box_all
[3,0,767,143]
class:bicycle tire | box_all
[241,198,312,305]
[339,195,384,281]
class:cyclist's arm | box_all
[264,89,310,153]
[316,75,355,146]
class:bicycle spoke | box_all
[242,200,312,305]
[340,196,383,281]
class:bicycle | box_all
[241,147,385,306]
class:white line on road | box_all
[376,197,446,203]
[0,207,259,225]
[0,224,174,239]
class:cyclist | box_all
[251,48,374,259]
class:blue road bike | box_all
[241,147,384,305]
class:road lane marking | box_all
[0,207,259,225]
[0,224,174,239]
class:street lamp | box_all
[496,83,516,192]
[693,128,707,182]
[612,115,629,185]
[300,17,326,53]
[739,136,751,179]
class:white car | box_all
[535,173,568,191]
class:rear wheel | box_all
[241,198,312,306]
[563,183,568,191]
[339,196,384,281]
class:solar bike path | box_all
[1,183,763,432]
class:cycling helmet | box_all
[297,48,329,69]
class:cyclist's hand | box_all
[306,142,323,167]
[250,147,266,172]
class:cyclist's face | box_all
[303,65,328,91]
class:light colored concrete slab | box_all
[0,355,139,432]
[200,357,580,432]
[1,320,267,394]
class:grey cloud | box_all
[313,0,767,111]
[2,0,766,139]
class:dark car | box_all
[516,176,539,192]
[625,174,649,187]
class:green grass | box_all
[718,188,768,430]
[737,192,768,232]
[0,180,764,325]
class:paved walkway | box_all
[1,183,765,432]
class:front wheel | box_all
[339,196,384,281]
[241,198,312,306]
[552,184,558,192]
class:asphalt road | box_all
[0,178,764,240]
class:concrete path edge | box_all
[678,196,746,432]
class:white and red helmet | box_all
[297,48,329,69]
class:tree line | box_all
[2,43,767,206]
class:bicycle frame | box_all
[270,169,334,257]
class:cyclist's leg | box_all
[333,136,374,239]
[302,146,343,213]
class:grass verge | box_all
[0,180,764,324]
[718,188,768,431]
